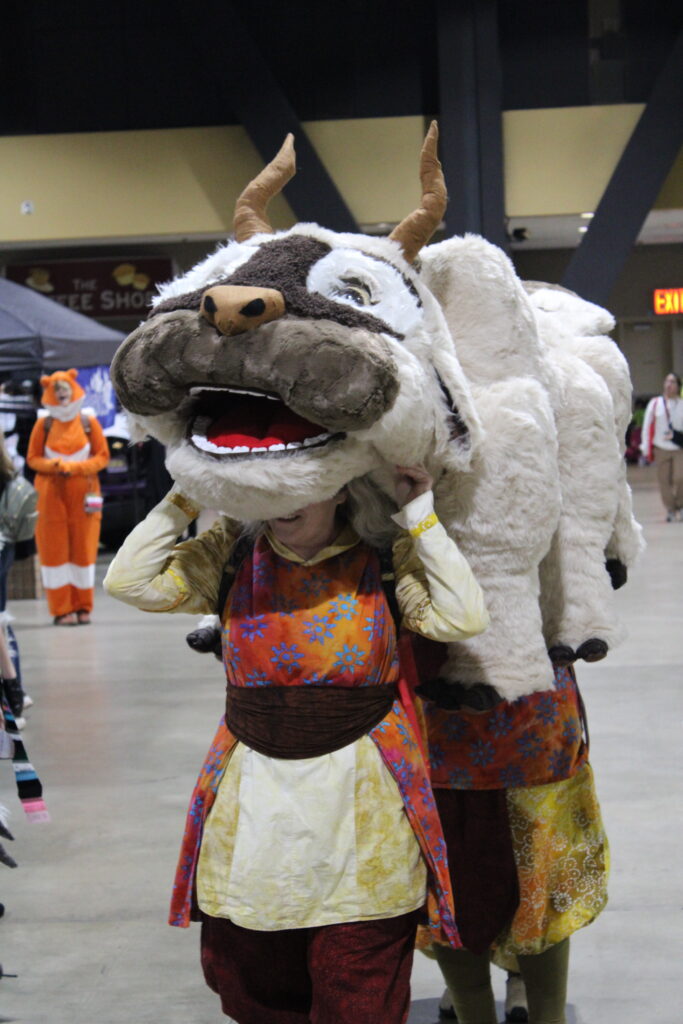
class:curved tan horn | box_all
[233,134,296,242]
[389,121,447,263]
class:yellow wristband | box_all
[409,513,438,538]
[167,490,200,519]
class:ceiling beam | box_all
[187,2,357,233]
[562,29,683,305]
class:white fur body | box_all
[120,225,641,700]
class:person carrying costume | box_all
[415,656,609,1024]
[104,464,489,1024]
[640,371,683,521]
[27,369,109,625]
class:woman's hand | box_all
[394,465,433,507]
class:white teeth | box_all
[189,385,279,400]
[190,432,338,457]
[191,434,218,453]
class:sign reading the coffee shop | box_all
[5,257,174,319]
[653,288,683,315]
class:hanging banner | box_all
[5,257,174,319]
[77,364,117,428]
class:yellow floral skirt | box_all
[492,762,609,969]
[421,762,609,965]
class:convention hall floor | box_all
[1,470,680,1024]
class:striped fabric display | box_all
[1,704,49,823]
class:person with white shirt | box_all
[640,372,683,521]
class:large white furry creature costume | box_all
[111,125,642,701]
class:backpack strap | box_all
[377,545,400,631]
[43,414,90,441]
[216,534,256,619]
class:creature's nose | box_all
[200,285,285,336]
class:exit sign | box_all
[653,288,683,315]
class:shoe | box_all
[76,611,91,625]
[439,987,457,1019]
[666,511,675,522]
[505,971,528,1023]
[22,694,33,710]
[54,613,78,626]
[13,716,26,730]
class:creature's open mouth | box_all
[188,386,344,457]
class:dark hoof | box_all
[548,645,576,666]
[576,638,608,663]
[185,626,222,655]
[605,558,628,590]
[415,679,503,711]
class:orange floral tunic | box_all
[170,536,460,947]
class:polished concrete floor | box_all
[1,469,680,1024]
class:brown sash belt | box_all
[225,684,397,759]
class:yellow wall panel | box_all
[1,109,681,244]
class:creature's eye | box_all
[330,277,375,307]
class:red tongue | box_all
[206,409,323,449]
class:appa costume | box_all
[106,124,636,1023]
[27,370,109,620]
[105,487,489,1022]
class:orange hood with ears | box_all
[40,369,85,407]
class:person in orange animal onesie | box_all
[27,369,109,625]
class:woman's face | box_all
[53,381,73,405]
[267,493,346,556]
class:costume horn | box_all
[233,134,296,242]
[389,121,447,263]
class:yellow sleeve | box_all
[392,492,489,643]
[103,489,240,614]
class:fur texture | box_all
[112,217,640,699]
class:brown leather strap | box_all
[225,683,397,759]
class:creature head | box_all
[39,369,85,421]
[111,125,480,520]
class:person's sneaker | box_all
[505,972,528,1022]
[12,716,26,730]
[22,694,34,710]
[666,511,675,522]
[439,987,457,1019]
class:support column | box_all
[436,0,507,248]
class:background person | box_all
[27,370,109,625]
[640,372,683,521]
[0,431,38,721]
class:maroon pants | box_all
[200,910,420,1024]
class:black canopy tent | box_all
[0,276,125,375]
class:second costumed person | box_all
[27,370,109,625]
